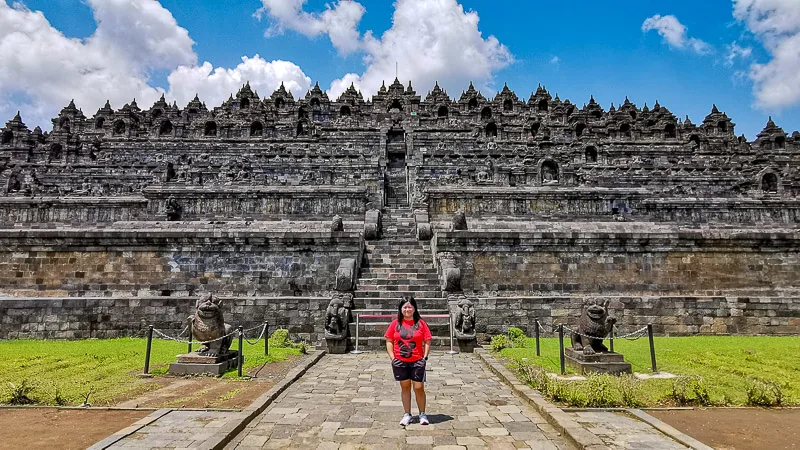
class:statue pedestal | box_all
[325,337,349,354]
[456,337,477,353]
[564,348,632,375]
[169,351,240,376]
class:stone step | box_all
[354,291,442,298]
[357,274,439,281]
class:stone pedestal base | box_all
[457,338,477,353]
[169,351,240,376]
[325,337,349,354]
[564,348,632,375]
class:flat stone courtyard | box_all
[96,351,698,449]
[225,352,570,449]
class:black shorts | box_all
[391,358,427,382]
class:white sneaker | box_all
[399,413,413,426]
[418,412,429,425]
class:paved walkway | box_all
[225,352,573,449]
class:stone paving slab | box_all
[567,411,689,449]
[225,352,573,449]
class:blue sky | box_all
[3,0,799,139]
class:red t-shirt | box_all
[384,319,432,362]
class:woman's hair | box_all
[396,295,421,329]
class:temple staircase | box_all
[351,207,450,348]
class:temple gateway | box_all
[1,79,798,342]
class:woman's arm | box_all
[386,339,394,359]
[423,340,431,359]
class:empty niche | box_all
[689,134,701,148]
[240,98,250,109]
[775,136,786,149]
[575,123,586,137]
[531,122,540,137]
[718,120,728,134]
[310,97,320,108]
[438,105,449,118]
[481,107,492,120]
[665,123,677,139]
[468,98,478,110]
[485,122,498,137]
[537,99,548,112]
[620,123,631,138]
[762,173,779,193]
[250,121,264,137]
[585,146,598,163]
[204,121,217,137]
[95,117,105,130]
[159,120,173,136]
[340,105,351,117]
[1,130,12,145]
[389,99,403,111]
[113,120,126,135]
[503,99,513,112]
[541,160,559,183]
[275,97,285,109]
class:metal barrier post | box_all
[238,326,244,377]
[534,318,540,357]
[264,322,269,356]
[187,317,193,354]
[350,314,364,354]
[648,323,658,373]
[558,324,565,375]
[609,322,614,353]
[143,325,153,375]
[446,313,458,355]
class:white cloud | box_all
[255,0,365,55]
[642,14,713,55]
[167,56,311,107]
[725,41,753,66]
[550,56,560,64]
[733,0,800,109]
[0,0,312,128]
[336,0,513,99]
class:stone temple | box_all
[1,78,799,343]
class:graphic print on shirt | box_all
[397,322,419,359]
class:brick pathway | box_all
[225,352,573,449]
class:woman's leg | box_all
[400,379,412,413]
[412,381,426,412]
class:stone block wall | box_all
[0,228,363,297]
[1,295,796,342]
[425,188,800,225]
[433,227,800,296]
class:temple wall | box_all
[0,229,363,298]
[432,228,800,296]
[1,295,797,342]
[425,189,800,225]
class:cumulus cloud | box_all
[167,56,311,107]
[0,0,312,128]
[733,0,800,109]
[642,14,713,55]
[255,0,365,55]
[342,0,512,99]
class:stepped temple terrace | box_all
[1,79,799,342]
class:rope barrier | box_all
[243,323,268,345]
[534,320,648,341]
[152,323,267,346]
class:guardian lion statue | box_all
[572,299,616,355]
[191,294,233,357]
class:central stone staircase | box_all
[350,207,451,348]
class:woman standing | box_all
[384,296,432,426]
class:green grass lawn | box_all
[0,336,301,406]
[499,336,800,407]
